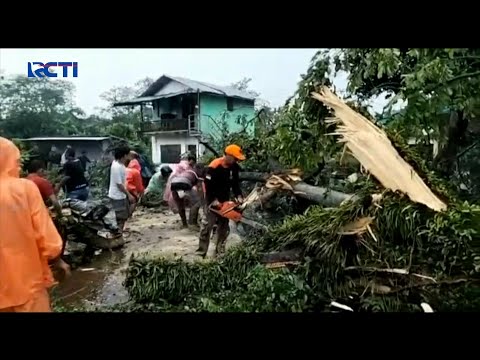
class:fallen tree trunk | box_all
[293,182,357,207]
[239,172,269,182]
[240,171,356,206]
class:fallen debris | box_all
[119,86,480,313]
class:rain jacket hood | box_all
[0,137,63,310]
[0,137,21,178]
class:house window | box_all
[227,97,234,111]
[160,144,181,164]
[188,145,197,158]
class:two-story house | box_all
[114,75,256,165]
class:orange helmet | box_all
[225,144,246,161]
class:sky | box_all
[0,48,388,116]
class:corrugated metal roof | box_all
[165,75,256,100]
[113,96,165,106]
[23,137,111,141]
[114,75,255,107]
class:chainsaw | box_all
[209,201,268,231]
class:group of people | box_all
[0,134,246,312]
[162,144,246,258]
[27,147,90,206]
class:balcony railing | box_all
[141,118,189,133]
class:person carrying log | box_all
[0,137,70,313]
[196,144,245,258]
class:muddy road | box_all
[52,207,241,310]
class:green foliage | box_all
[124,245,260,304]
[88,161,110,198]
[335,48,480,177]
[257,50,337,174]
[124,245,314,312]
[423,282,480,312]
[360,296,422,312]
[225,265,313,312]
[0,76,84,138]
[256,186,480,303]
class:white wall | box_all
[151,133,199,165]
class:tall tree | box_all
[0,75,84,138]
[333,48,480,175]
[98,77,155,118]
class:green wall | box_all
[199,94,255,136]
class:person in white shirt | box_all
[108,145,134,231]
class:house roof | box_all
[22,136,113,142]
[114,75,255,106]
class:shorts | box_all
[110,198,130,222]
[171,182,192,192]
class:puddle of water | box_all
[52,249,126,308]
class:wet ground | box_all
[52,207,242,310]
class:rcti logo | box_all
[27,62,78,78]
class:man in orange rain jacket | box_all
[126,154,145,216]
[0,137,70,313]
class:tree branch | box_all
[428,71,480,94]
[457,140,480,159]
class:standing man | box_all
[196,144,245,258]
[108,145,135,231]
[0,137,70,313]
[59,148,89,201]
